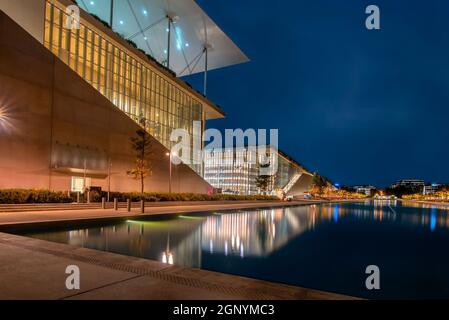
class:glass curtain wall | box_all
[275,156,299,189]
[44,1,203,174]
[204,147,302,196]
[204,148,258,195]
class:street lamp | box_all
[107,158,112,202]
[166,151,177,193]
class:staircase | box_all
[283,173,302,194]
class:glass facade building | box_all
[204,146,310,196]
[43,0,216,175]
[204,148,259,195]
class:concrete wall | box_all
[0,10,212,194]
[0,0,45,43]
[287,174,314,198]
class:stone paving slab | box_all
[0,232,355,300]
[0,240,136,300]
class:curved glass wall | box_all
[204,147,307,196]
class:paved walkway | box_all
[0,201,308,231]
[0,232,352,300]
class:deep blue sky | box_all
[185,0,449,187]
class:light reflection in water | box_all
[27,201,449,270]
[24,201,449,299]
[430,207,437,232]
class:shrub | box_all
[403,192,449,202]
[0,189,72,204]
[0,189,278,204]
[103,192,278,203]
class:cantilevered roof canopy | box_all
[77,0,249,77]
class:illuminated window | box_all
[71,177,91,193]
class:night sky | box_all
[184,0,449,187]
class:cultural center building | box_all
[0,0,247,194]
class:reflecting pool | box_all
[22,201,449,299]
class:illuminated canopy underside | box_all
[78,0,249,77]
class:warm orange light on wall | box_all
[0,104,15,135]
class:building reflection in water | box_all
[28,201,449,270]
[198,207,316,259]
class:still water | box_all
[23,201,449,299]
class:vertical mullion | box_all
[116,51,124,110]
[74,28,79,73]
[66,23,72,65]
[126,58,132,115]
[90,30,95,84]
[142,66,148,127]
[82,27,87,79]
[97,37,102,92]
[104,42,110,100]
[109,44,115,102]
[129,59,134,117]
[116,51,121,109]
[57,10,63,57]
[48,4,54,50]
[135,63,139,121]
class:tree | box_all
[385,185,423,198]
[255,162,275,195]
[127,129,153,195]
[310,172,328,196]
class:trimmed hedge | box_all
[0,189,72,204]
[0,189,278,204]
[103,192,278,203]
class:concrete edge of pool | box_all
[0,200,367,233]
[0,232,358,300]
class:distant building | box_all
[391,179,425,189]
[423,184,441,195]
[353,185,377,196]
